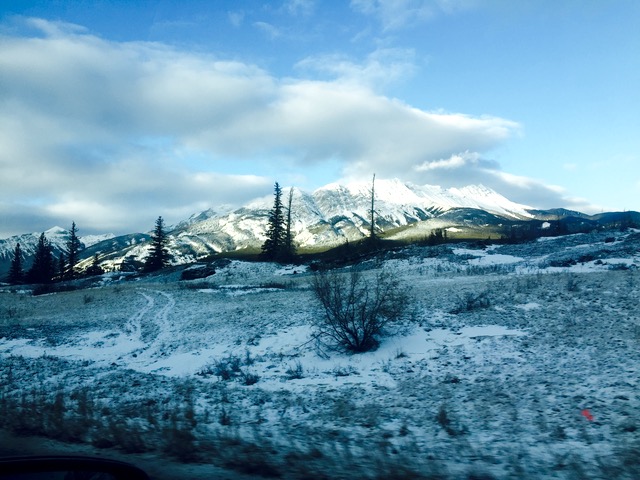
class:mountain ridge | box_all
[1,178,638,277]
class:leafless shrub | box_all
[566,274,580,292]
[311,268,409,353]
[241,371,260,386]
[285,361,305,380]
[331,365,358,377]
[450,290,491,314]
[210,355,242,380]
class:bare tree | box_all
[283,187,296,261]
[311,267,408,353]
[369,173,377,242]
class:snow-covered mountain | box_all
[3,178,636,277]
[0,227,116,278]
[175,179,533,255]
[0,227,71,272]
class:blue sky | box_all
[1,0,639,237]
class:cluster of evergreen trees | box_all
[261,182,296,262]
[5,216,173,284]
[260,177,379,261]
[6,222,104,285]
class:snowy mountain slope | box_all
[0,227,118,278]
[0,227,72,277]
[173,179,534,256]
[3,179,637,277]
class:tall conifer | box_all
[8,243,24,284]
[27,233,55,284]
[65,221,82,279]
[144,216,170,272]
[261,182,286,261]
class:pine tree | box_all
[26,233,55,284]
[58,253,66,280]
[261,182,286,261]
[7,243,24,284]
[144,216,170,272]
[65,221,82,279]
[85,254,105,276]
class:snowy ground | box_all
[1,230,639,479]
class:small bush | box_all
[435,405,458,437]
[213,355,243,381]
[241,371,260,386]
[285,361,305,380]
[331,365,358,377]
[311,268,409,353]
[450,291,491,314]
[566,274,580,292]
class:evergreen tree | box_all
[7,243,24,284]
[26,233,55,284]
[58,253,66,280]
[65,221,82,279]
[85,254,105,276]
[261,182,286,261]
[144,216,170,272]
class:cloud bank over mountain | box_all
[0,17,593,237]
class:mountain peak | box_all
[45,226,67,235]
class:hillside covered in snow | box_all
[1,228,639,479]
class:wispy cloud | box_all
[284,0,316,17]
[350,0,478,31]
[228,11,245,28]
[253,21,281,39]
[295,47,417,89]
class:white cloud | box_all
[416,152,480,171]
[0,17,581,237]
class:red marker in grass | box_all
[581,409,594,421]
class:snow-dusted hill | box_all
[1,229,638,479]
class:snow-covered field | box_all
[1,230,639,479]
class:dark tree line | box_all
[24,232,56,284]
[7,242,24,284]
[5,222,105,285]
[5,216,173,284]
